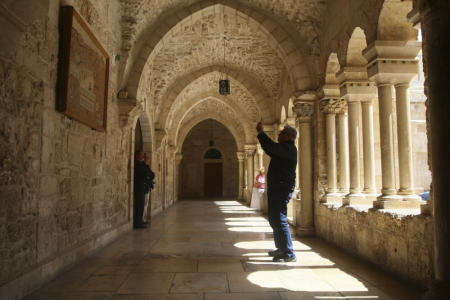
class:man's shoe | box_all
[272,254,297,262]
[268,249,283,257]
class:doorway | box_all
[204,162,223,198]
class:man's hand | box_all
[256,121,263,133]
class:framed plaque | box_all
[57,6,109,131]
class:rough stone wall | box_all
[180,119,238,199]
[315,205,433,287]
[0,1,133,298]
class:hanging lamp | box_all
[219,35,230,95]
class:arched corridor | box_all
[26,200,421,300]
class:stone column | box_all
[320,98,345,203]
[337,68,378,205]
[237,151,245,201]
[174,153,183,202]
[337,111,350,193]
[361,99,378,198]
[244,145,256,204]
[294,98,315,236]
[411,3,450,298]
[364,40,422,208]
[256,144,264,171]
[395,83,421,201]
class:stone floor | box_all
[26,200,423,300]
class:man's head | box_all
[135,150,144,161]
[277,125,297,142]
[144,153,151,164]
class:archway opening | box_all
[180,119,238,200]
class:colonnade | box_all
[321,40,424,209]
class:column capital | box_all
[236,151,245,161]
[293,101,314,122]
[175,153,183,162]
[244,145,256,156]
[290,90,317,103]
[320,98,347,115]
[363,40,421,85]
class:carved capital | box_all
[244,145,256,156]
[320,98,347,114]
[175,153,183,163]
[237,151,245,161]
[293,101,314,121]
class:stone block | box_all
[40,175,58,197]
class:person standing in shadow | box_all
[142,153,155,224]
[134,150,147,228]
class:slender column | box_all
[244,145,256,204]
[343,100,365,204]
[395,83,421,201]
[416,3,450,298]
[256,145,264,170]
[237,151,245,201]
[364,39,422,209]
[361,100,377,196]
[337,112,350,193]
[174,153,183,202]
[375,84,401,204]
[294,100,315,236]
[320,98,345,203]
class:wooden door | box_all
[204,163,223,198]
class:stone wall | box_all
[180,119,238,199]
[315,204,433,287]
[0,1,135,298]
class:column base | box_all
[399,192,423,202]
[422,280,450,300]
[374,194,422,209]
[320,192,343,204]
[343,193,372,205]
[362,192,379,202]
[296,226,315,237]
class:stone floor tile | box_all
[111,294,203,300]
[205,292,282,300]
[93,265,134,276]
[312,268,372,291]
[170,272,228,293]
[278,291,344,300]
[78,275,128,292]
[135,257,197,272]
[198,257,244,272]
[117,273,174,294]
[227,271,285,292]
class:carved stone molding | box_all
[320,98,347,115]
[244,144,256,156]
[293,101,314,122]
[237,151,245,161]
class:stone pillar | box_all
[337,111,350,193]
[395,83,421,201]
[256,144,264,171]
[320,98,346,203]
[244,145,256,204]
[361,99,377,197]
[364,40,423,208]
[174,153,183,202]
[237,151,245,201]
[410,3,450,298]
[293,97,315,236]
[337,68,378,205]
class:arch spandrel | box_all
[377,0,417,41]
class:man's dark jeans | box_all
[134,183,145,225]
[267,188,295,257]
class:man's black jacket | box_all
[257,131,297,190]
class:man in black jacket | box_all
[256,122,297,262]
[134,150,148,228]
